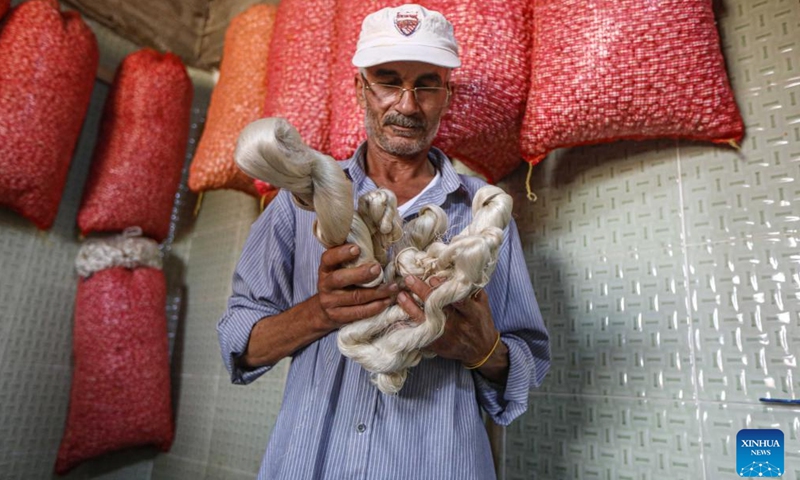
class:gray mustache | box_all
[383,114,424,129]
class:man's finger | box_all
[331,297,394,324]
[323,262,382,290]
[397,291,425,324]
[320,244,361,273]
[327,283,398,308]
[450,288,487,314]
[403,275,433,301]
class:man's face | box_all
[356,61,452,158]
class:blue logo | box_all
[737,429,784,477]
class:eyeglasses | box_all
[361,74,450,106]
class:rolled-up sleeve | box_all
[474,219,550,425]
[217,191,296,385]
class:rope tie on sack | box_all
[235,118,513,394]
[75,227,162,278]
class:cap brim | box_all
[352,44,461,68]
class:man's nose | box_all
[393,88,421,116]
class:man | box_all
[217,5,550,479]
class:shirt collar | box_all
[342,142,465,204]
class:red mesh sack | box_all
[56,235,173,474]
[1,0,9,20]
[188,4,277,196]
[521,0,745,165]
[78,49,193,242]
[260,0,335,194]
[328,1,532,183]
[0,0,98,229]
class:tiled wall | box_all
[501,0,800,478]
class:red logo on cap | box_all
[394,11,419,36]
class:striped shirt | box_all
[217,144,550,480]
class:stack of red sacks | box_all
[56,49,192,473]
[258,0,743,183]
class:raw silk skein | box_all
[337,204,449,393]
[339,187,511,394]
[235,118,513,394]
[235,117,399,287]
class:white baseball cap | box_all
[352,4,461,69]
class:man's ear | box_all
[355,74,366,109]
[445,81,455,108]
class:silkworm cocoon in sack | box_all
[0,0,98,229]
[78,49,193,242]
[262,0,334,153]
[257,0,336,196]
[520,0,744,165]
[55,233,173,474]
[188,4,277,196]
[329,0,532,183]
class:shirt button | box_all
[356,423,367,433]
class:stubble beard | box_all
[364,106,441,158]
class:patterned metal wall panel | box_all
[82,451,156,480]
[177,224,243,378]
[506,140,683,262]
[167,374,220,465]
[506,394,703,480]
[151,455,206,480]
[682,0,799,245]
[528,245,694,401]
[203,465,258,480]
[152,189,285,480]
[208,374,286,474]
[689,237,800,402]
[0,364,79,480]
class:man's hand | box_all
[396,275,497,366]
[396,275,509,384]
[316,244,398,330]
